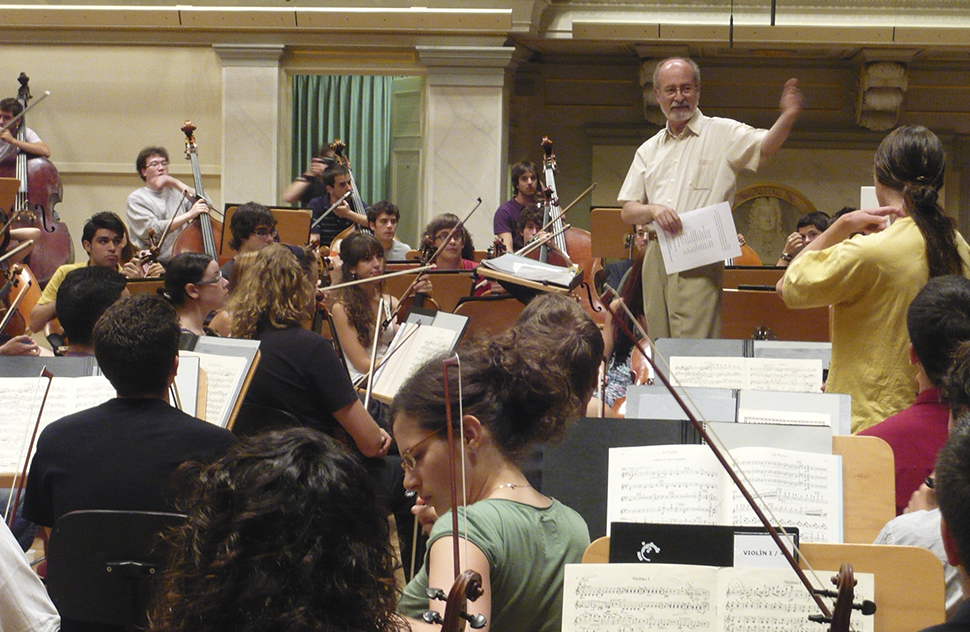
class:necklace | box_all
[493,482,529,492]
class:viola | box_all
[172,121,224,262]
[0,72,72,286]
[0,262,40,337]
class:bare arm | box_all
[0,129,50,158]
[760,78,803,162]
[331,399,390,458]
[405,537,493,632]
[620,200,682,235]
[29,300,57,334]
[330,302,372,373]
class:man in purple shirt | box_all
[494,161,538,253]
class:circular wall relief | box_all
[732,183,818,265]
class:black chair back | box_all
[46,509,186,632]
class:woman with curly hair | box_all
[160,252,229,337]
[779,125,970,432]
[393,294,601,632]
[148,428,406,632]
[330,232,401,384]
[229,243,389,458]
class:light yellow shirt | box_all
[783,217,970,432]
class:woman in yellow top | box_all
[778,125,970,432]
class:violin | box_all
[0,73,72,286]
[172,121,223,262]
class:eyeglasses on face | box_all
[254,227,279,238]
[196,270,225,285]
[400,425,447,472]
[146,160,169,169]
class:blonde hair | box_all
[228,244,314,338]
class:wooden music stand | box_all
[834,435,895,544]
[0,177,19,212]
[720,288,831,341]
[590,207,631,259]
[383,270,475,313]
[220,205,312,257]
[581,537,945,632]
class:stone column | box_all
[416,46,516,247]
[214,45,285,208]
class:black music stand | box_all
[46,510,186,632]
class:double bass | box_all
[172,121,223,262]
[0,73,73,286]
[530,137,606,324]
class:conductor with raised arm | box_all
[618,58,802,339]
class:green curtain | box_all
[291,75,396,205]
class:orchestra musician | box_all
[330,232,400,386]
[125,146,209,264]
[22,294,237,631]
[219,201,278,281]
[493,160,538,253]
[147,429,406,632]
[229,243,391,459]
[422,213,477,271]
[281,143,335,206]
[394,294,601,632]
[368,200,412,261]
[0,97,50,160]
[779,125,970,432]
[161,252,229,337]
[0,520,59,632]
[54,265,128,356]
[619,57,802,339]
[307,164,368,247]
[28,211,158,335]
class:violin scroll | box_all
[423,569,487,631]
[808,563,875,631]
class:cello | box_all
[0,73,73,286]
[172,121,223,262]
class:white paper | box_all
[669,356,823,393]
[738,408,831,427]
[656,202,741,274]
[181,351,248,427]
[733,532,796,569]
[563,564,874,632]
[607,444,842,543]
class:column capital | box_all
[213,44,285,67]
[417,46,516,87]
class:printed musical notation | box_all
[563,564,874,632]
[668,357,823,394]
[607,445,842,543]
[655,202,740,274]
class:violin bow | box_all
[310,191,352,231]
[0,91,48,135]
[6,368,53,529]
[600,295,838,621]
[324,265,434,293]
[362,296,385,410]
[0,239,33,266]
[380,197,482,330]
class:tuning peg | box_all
[426,587,447,601]
[857,600,877,615]
[463,612,487,629]
[421,611,443,625]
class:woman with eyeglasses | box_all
[393,294,601,632]
[161,252,229,337]
[421,213,476,270]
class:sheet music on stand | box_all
[369,309,469,404]
[477,253,583,302]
